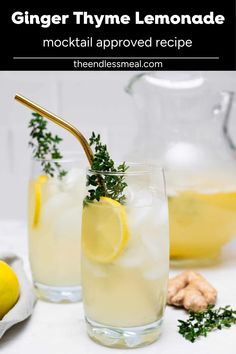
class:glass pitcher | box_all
[126,72,236,264]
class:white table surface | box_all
[0,220,236,354]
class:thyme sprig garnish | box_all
[29,112,67,178]
[178,305,236,342]
[85,132,129,204]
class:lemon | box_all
[0,261,20,319]
[82,197,129,263]
[33,175,48,228]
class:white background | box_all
[0,71,236,220]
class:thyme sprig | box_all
[85,132,129,204]
[178,305,236,342]
[28,112,67,178]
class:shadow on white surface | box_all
[0,316,32,347]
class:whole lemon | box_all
[0,260,20,319]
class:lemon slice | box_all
[33,175,48,228]
[82,197,129,263]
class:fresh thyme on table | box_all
[28,112,67,178]
[178,305,236,343]
[85,132,129,204]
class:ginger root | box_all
[167,271,217,312]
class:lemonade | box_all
[169,190,236,260]
[28,165,85,302]
[81,167,169,348]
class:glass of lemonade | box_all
[28,153,85,302]
[81,164,169,348]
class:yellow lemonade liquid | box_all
[82,257,167,327]
[82,199,169,330]
[28,169,84,287]
[169,190,236,259]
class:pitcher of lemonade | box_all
[126,72,236,264]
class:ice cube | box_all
[114,238,146,268]
[150,201,168,230]
[141,230,159,258]
[141,226,169,258]
[125,185,154,207]
[140,202,169,259]
[41,192,75,225]
[53,206,83,239]
[164,142,206,169]
[126,206,150,235]
[62,168,86,194]
[46,177,61,197]
[128,199,168,238]
[164,142,230,192]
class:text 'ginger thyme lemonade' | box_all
[81,162,169,349]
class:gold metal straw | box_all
[14,93,94,165]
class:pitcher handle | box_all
[222,91,236,151]
[125,73,147,94]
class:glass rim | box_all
[31,150,86,163]
[88,162,164,176]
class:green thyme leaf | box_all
[84,132,129,204]
[178,305,236,342]
[28,112,67,178]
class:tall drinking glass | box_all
[81,164,169,348]
[28,153,85,302]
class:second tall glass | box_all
[28,153,85,302]
[81,164,169,348]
